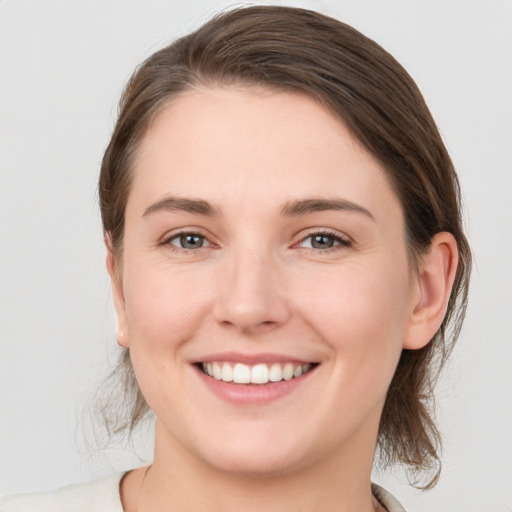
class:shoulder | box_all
[0,472,126,512]
[371,483,408,512]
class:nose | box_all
[213,249,291,334]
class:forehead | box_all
[128,86,401,221]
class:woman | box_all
[1,5,471,512]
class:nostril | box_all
[218,317,281,334]
[213,269,291,331]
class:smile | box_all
[199,361,315,385]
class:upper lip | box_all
[192,352,317,365]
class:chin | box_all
[203,447,303,478]
[197,423,330,479]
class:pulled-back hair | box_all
[98,5,471,488]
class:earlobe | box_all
[403,232,459,350]
[105,235,130,348]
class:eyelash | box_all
[297,230,352,253]
[161,231,213,253]
[160,229,352,254]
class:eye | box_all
[298,231,350,250]
[167,232,209,250]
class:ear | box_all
[403,232,459,350]
[105,235,130,348]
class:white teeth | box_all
[251,364,269,384]
[282,363,294,381]
[233,363,251,384]
[221,363,233,382]
[212,362,222,380]
[202,361,314,384]
[269,363,282,382]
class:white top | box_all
[0,472,406,512]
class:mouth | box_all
[196,361,318,385]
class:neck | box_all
[130,421,380,512]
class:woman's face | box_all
[112,86,422,476]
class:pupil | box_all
[181,234,202,249]
[312,235,334,249]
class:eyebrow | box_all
[142,195,374,220]
[142,196,218,217]
[281,198,374,220]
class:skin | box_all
[108,86,458,512]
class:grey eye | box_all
[304,233,339,249]
[310,234,336,249]
[298,232,350,251]
[173,233,206,249]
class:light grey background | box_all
[1,1,511,510]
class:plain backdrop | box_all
[1,1,511,510]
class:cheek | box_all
[298,259,411,373]
[120,260,216,415]
[122,258,215,352]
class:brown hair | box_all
[98,5,471,487]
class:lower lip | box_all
[194,365,316,405]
